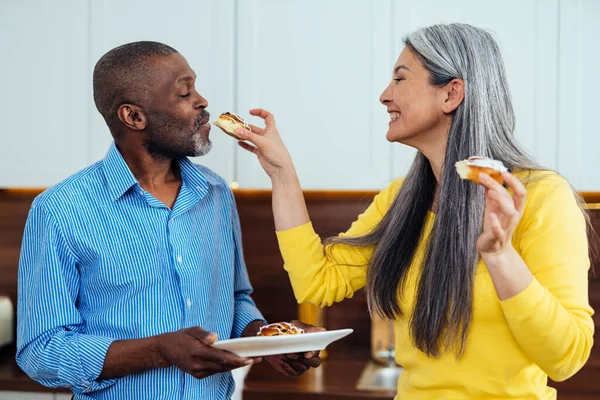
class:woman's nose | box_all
[380,83,392,105]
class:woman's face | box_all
[380,47,449,145]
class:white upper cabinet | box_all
[88,0,236,182]
[235,0,395,189]
[0,0,89,188]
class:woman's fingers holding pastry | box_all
[235,127,266,148]
[249,108,277,129]
[480,173,524,222]
[237,140,258,155]
[502,172,527,213]
[248,124,266,135]
[477,172,505,192]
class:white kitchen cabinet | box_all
[235,0,395,189]
[88,0,237,182]
[53,395,72,400]
[0,0,89,188]
[0,392,53,400]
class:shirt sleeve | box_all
[229,197,266,339]
[500,174,594,382]
[16,202,117,393]
[276,178,403,307]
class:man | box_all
[16,41,321,400]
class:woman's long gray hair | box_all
[329,23,542,357]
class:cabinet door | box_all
[0,0,89,187]
[88,0,236,182]
[235,0,395,189]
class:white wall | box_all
[87,0,237,182]
[0,0,89,187]
[1,0,598,190]
[236,0,393,189]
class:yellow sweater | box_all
[276,171,594,400]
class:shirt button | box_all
[177,256,183,263]
[186,298,192,308]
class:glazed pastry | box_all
[257,322,305,336]
[455,156,507,185]
[213,112,250,139]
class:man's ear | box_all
[117,104,147,131]
[441,78,465,114]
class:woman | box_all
[235,23,594,399]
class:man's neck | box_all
[115,141,181,192]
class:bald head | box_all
[93,41,178,135]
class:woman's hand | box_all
[476,172,527,258]
[264,320,325,376]
[236,109,295,182]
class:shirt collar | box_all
[178,156,209,200]
[103,142,139,201]
[102,142,210,202]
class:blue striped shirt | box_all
[16,143,265,400]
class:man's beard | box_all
[144,110,212,160]
[193,136,212,157]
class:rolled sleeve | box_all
[72,334,116,391]
[24,333,117,393]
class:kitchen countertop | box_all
[243,352,600,400]
[1,344,597,400]
[0,344,390,398]
[243,352,396,400]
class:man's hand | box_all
[265,320,325,376]
[157,326,256,380]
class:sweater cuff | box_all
[276,222,315,243]
[276,222,318,260]
[499,277,547,321]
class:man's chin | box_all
[190,140,212,157]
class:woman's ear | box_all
[442,78,465,114]
[117,104,147,131]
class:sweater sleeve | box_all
[275,179,403,307]
[500,173,594,382]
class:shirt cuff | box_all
[71,334,117,393]
[499,277,547,321]
[232,299,266,339]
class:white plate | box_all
[212,329,353,357]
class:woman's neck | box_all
[413,133,447,213]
